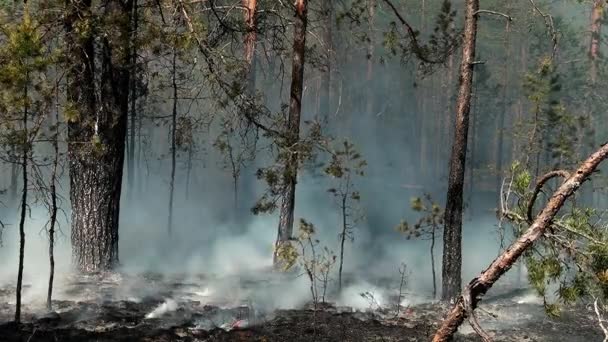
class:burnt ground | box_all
[0,273,603,341]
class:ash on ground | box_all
[0,272,603,341]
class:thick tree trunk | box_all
[466,71,479,219]
[274,0,308,265]
[128,0,138,198]
[442,0,479,302]
[589,0,602,83]
[433,143,608,341]
[243,0,257,93]
[66,0,131,273]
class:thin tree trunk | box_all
[10,145,17,201]
[137,94,144,198]
[15,78,28,324]
[319,0,332,122]
[442,0,479,302]
[338,193,347,291]
[185,145,192,200]
[433,143,608,341]
[495,20,511,199]
[431,227,436,299]
[167,47,177,236]
[66,0,131,272]
[366,0,375,115]
[274,0,308,266]
[589,0,602,84]
[47,76,60,311]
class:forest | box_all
[0,0,608,341]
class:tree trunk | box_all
[589,0,602,84]
[466,71,479,220]
[15,79,28,324]
[495,20,511,199]
[319,0,332,122]
[167,47,177,236]
[128,0,139,199]
[66,0,131,272]
[442,0,479,302]
[366,0,375,116]
[274,0,308,265]
[185,146,193,200]
[243,0,257,93]
[338,193,347,291]
[47,77,60,311]
[9,145,17,201]
[433,143,608,341]
[431,227,437,299]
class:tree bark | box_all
[433,142,608,341]
[274,0,308,265]
[15,78,28,324]
[66,0,131,272]
[319,0,332,122]
[47,77,60,311]
[366,0,375,116]
[495,20,511,199]
[243,0,257,93]
[128,0,139,199]
[442,0,479,301]
[589,0,603,84]
[167,47,177,236]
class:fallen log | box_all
[432,143,608,342]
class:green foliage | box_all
[0,5,53,159]
[396,193,443,241]
[503,161,608,316]
[275,219,337,304]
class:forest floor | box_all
[0,272,603,341]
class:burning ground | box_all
[0,272,603,341]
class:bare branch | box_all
[463,287,493,342]
[594,298,608,342]
[528,0,558,58]
[527,170,570,222]
[379,0,452,64]
[474,10,512,21]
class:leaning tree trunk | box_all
[442,0,479,301]
[274,0,308,266]
[433,142,608,341]
[66,0,131,273]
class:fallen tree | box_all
[432,143,608,342]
